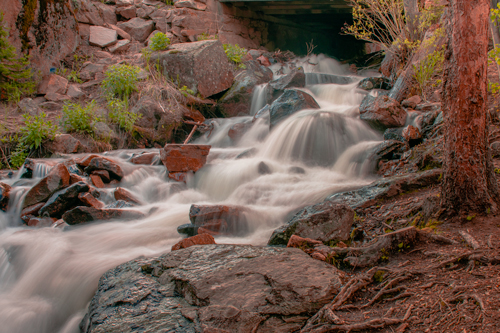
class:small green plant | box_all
[223,44,247,69]
[197,32,218,41]
[413,46,445,100]
[101,64,141,99]
[107,98,141,132]
[61,100,100,134]
[149,32,171,51]
[180,85,195,97]
[163,0,173,4]
[19,112,58,149]
[0,12,35,102]
[9,143,28,169]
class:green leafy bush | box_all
[197,32,218,41]
[223,44,247,69]
[19,112,58,149]
[101,64,141,99]
[107,98,141,132]
[0,12,35,101]
[413,46,445,100]
[9,143,28,169]
[180,85,195,97]
[149,32,171,51]
[61,100,100,134]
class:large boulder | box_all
[184,204,250,236]
[80,245,344,333]
[268,202,354,246]
[38,74,68,95]
[0,182,11,212]
[22,163,70,208]
[89,26,118,48]
[150,40,234,98]
[218,60,273,117]
[117,17,154,42]
[38,182,90,218]
[44,134,87,154]
[84,157,124,180]
[265,67,306,104]
[160,144,210,173]
[62,206,145,225]
[0,0,79,75]
[359,94,407,130]
[265,88,320,127]
[130,96,165,129]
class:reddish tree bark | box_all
[441,0,500,217]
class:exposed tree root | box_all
[459,230,481,249]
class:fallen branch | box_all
[458,230,481,249]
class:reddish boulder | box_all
[402,125,422,141]
[117,17,154,42]
[62,206,145,225]
[70,174,86,185]
[183,107,205,123]
[78,192,105,209]
[27,217,57,227]
[76,154,102,168]
[90,174,105,188]
[150,40,234,98]
[20,202,45,222]
[188,204,250,236]
[116,6,136,19]
[160,144,210,173]
[171,233,216,251]
[359,95,407,130]
[114,188,142,205]
[22,163,70,208]
[130,152,159,165]
[0,182,11,212]
[91,170,110,183]
[84,157,124,180]
[38,74,68,95]
[287,235,323,249]
[89,26,118,48]
[257,55,271,67]
[38,182,90,218]
[44,134,86,154]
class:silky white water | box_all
[0,55,382,333]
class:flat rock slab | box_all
[81,245,344,333]
[150,40,234,98]
[160,144,210,173]
[89,26,118,48]
[117,17,154,42]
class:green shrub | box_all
[9,143,28,169]
[197,32,218,41]
[413,46,445,100]
[0,12,35,102]
[107,98,141,132]
[180,85,195,97]
[149,32,171,51]
[20,112,58,149]
[223,44,247,69]
[61,100,100,134]
[101,64,141,99]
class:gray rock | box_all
[89,26,118,48]
[67,85,85,98]
[108,39,130,53]
[265,67,306,104]
[359,94,407,130]
[79,63,105,82]
[383,128,405,142]
[358,77,392,91]
[268,88,320,127]
[116,5,136,19]
[92,122,118,142]
[130,96,165,129]
[268,202,354,246]
[80,245,344,333]
[17,98,41,115]
[39,182,89,218]
[117,17,154,42]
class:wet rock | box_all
[257,55,271,66]
[415,102,441,112]
[402,125,422,141]
[219,60,273,117]
[172,234,216,251]
[268,202,354,246]
[359,94,407,130]
[358,77,392,91]
[401,95,422,109]
[130,152,159,165]
[63,206,145,225]
[383,128,405,142]
[22,164,70,209]
[168,172,187,182]
[39,182,90,218]
[265,67,306,104]
[257,161,272,175]
[289,166,306,174]
[228,121,252,142]
[20,202,45,222]
[90,174,105,188]
[38,74,68,95]
[80,245,344,333]
[150,40,234,98]
[91,170,110,183]
[78,192,105,209]
[236,147,257,159]
[0,182,11,212]
[177,223,198,236]
[70,174,86,186]
[106,200,134,209]
[45,134,87,154]
[89,26,118,48]
[84,157,124,180]
[187,204,250,236]
[114,187,142,205]
[160,144,210,173]
[368,140,409,162]
[268,88,320,127]
[182,107,205,123]
[117,18,155,42]
[27,217,57,227]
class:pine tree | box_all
[0,11,34,102]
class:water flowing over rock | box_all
[80,245,344,333]
[62,206,145,225]
[268,88,320,127]
[185,204,250,236]
[84,157,124,180]
[0,182,11,212]
[150,40,234,98]
[359,94,407,130]
[39,182,90,218]
[171,233,216,251]
[268,202,354,246]
[160,144,210,173]
[265,67,306,104]
[22,163,70,209]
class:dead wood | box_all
[458,230,481,249]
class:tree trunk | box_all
[441,0,499,218]
[404,0,420,41]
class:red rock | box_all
[160,144,210,173]
[257,55,271,67]
[359,95,407,130]
[311,252,327,261]
[70,174,87,185]
[92,170,110,183]
[62,206,146,225]
[78,192,105,209]
[84,157,124,180]
[287,235,323,249]
[20,202,45,222]
[77,155,102,168]
[27,217,57,228]
[89,26,118,48]
[196,219,227,234]
[189,204,249,236]
[114,187,142,205]
[131,152,159,165]
[45,134,86,154]
[106,23,132,40]
[117,17,154,42]
[90,174,105,188]
[402,125,422,141]
[197,227,220,236]
[183,107,205,123]
[38,74,68,95]
[171,233,216,251]
[0,182,11,211]
[22,164,70,208]
[116,5,136,19]
[44,93,71,102]
[150,40,234,98]
[168,172,187,182]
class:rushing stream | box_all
[0,55,382,333]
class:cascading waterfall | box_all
[0,54,384,333]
